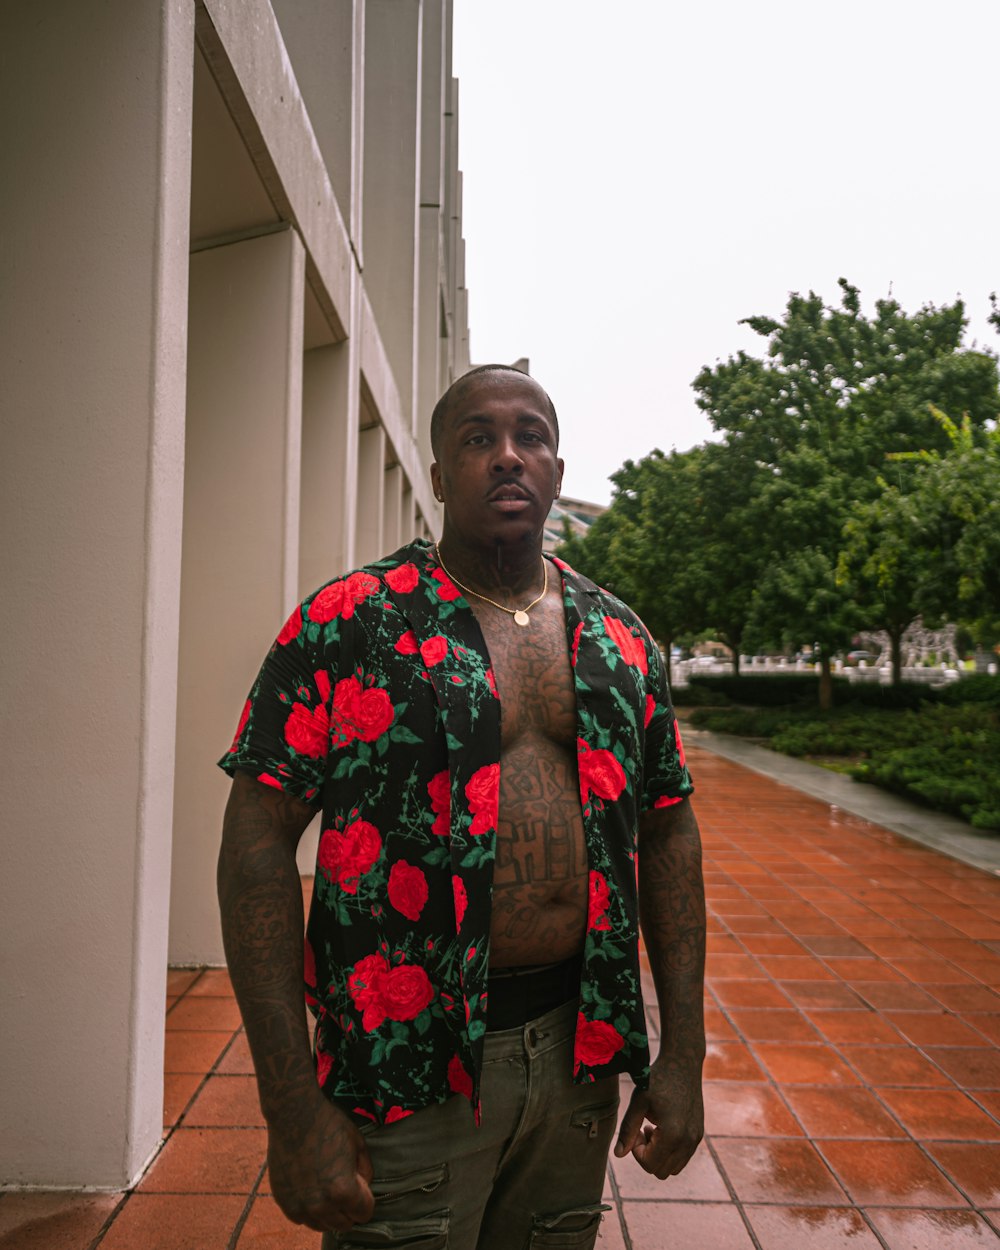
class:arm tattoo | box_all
[637,801,707,1065]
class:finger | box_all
[614,1093,648,1158]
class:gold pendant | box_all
[513,610,530,627]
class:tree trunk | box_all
[664,638,672,687]
[818,654,833,711]
[889,625,903,686]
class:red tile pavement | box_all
[2,743,999,1249]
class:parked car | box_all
[845,650,877,665]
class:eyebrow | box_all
[454,412,550,430]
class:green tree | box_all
[694,281,999,706]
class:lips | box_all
[487,482,533,503]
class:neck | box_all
[436,530,545,598]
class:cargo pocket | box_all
[569,1097,619,1142]
[333,1209,449,1249]
[371,1163,449,1206]
[527,1204,610,1249]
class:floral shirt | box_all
[219,538,692,1127]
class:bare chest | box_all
[468,586,576,748]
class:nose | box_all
[491,434,524,473]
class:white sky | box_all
[451,1,1000,504]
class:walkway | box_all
[3,744,1000,1249]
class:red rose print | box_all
[428,770,451,837]
[485,667,499,698]
[570,620,584,668]
[452,875,467,928]
[574,1014,625,1073]
[394,630,419,655]
[587,870,612,932]
[355,686,394,741]
[284,701,330,758]
[315,669,332,704]
[304,938,318,1006]
[317,819,382,894]
[654,794,682,808]
[229,699,251,752]
[384,1106,413,1123]
[316,1047,333,1087]
[674,719,686,768]
[644,694,656,728]
[385,562,419,593]
[431,567,461,601]
[577,740,626,805]
[419,635,449,667]
[380,963,435,1021]
[277,604,303,646]
[465,764,500,836]
[309,572,380,623]
[348,953,390,1031]
[551,556,573,574]
[603,616,648,674]
[388,861,428,921]
[447,1053,473,1099]
[257,772,283,790]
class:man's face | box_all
[430,372,564,550]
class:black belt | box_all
[485,954,583,1031]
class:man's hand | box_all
[268,1094,376,1233]
[613,1055,704,1178]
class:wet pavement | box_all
[2,742,999,1249]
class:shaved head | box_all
[430,365,559,459]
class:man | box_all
[218,366,705,1249]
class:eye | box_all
[466,433,490,446]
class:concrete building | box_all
[1,0,470,1190]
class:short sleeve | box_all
[638,627,694,812]
[218,605,332,807]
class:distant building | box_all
[544,494,607,552]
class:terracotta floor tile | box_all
[897,917,967,940]
[621,1201,755,1250]
[751,1043,860,1086]
[98,1193,246,1250]
[184,1075,265,1128]
[704,1077,805,1136]
[826,957,903,982]
[840,1045,953,1088]
[703,1041,766,1082]
[137,1127,267,1194]
[779,980,866,1010]
[924,938,995,962]
[885,1011,987,1047]
[706,954,766,979]
[865,938,939,960]
[726,1008,819,1043]
[234,1196,316,1249]
[724,914,783,933]
[706,934,748,955]
[757,956,836,981]
[163,1030,234,1075]
[838,918,908,938]
[0,1192,122,1250]
[924,1047,1000,1089]
[163,1073,203,1128]
[929,985,1000,1013]
[611,1139,729,1201]
[186,969,235,998]
[711,899,769,917]
[877,1088,1000,1140]
[864,1207,999,1249]
[712,1137,846,1204]
[892,958,975,985]
[803,1009,903,1045]
[924,1143,1000,1207]
[744,1204,883,1250]
[595,1209,627,1250]
[969,1016,1000,1045]
[818,1139,966,1207]
[704,1005,738,1041]
[216,1031,255,1076]
[712,980,792,1009]
[852,982,940,1011]
[166,969,200,997]
[978,1092,1000,1121]
[738,934,806,955]
[781,1087,905,1139]
[964,960,1000,987]
[166,997,243,1032]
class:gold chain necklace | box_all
[434,543,548,627]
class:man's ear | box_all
[554,458,565,500]
[430,461,442,502]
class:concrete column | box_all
[356,424,386,564]
[170,228,305,966]
[415,0,446,463]
[0,0,193,1187]
[383,462,405,553]
[363,0,422,426]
